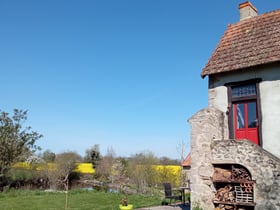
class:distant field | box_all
[13,162,181,177]
[13,162,96,174]
[0,189,162,210]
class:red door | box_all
[233,101,259,145]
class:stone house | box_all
[189,2,280,210]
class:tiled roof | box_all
[201,9,280,78]
[182,153,190,167]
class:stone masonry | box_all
[188,107,280,210]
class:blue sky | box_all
[0,1,278,159]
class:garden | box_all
[0,109,187,210]
[0,158,182,210]
[0,189,162,210]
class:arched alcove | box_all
[212,163,255,210]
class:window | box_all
[232,84,256,98]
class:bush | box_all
[6,168,49,190]
[9,168,34,182]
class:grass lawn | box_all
[0,189,162,210]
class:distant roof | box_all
[201,9,280,78]
[182,153,190,167]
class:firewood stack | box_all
[232,166,251,182]
[213,168,232,181]
[214,185,235,203]
[215,204,234,210]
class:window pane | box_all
[232,84,256,98]
[248,102,257,128]
[236,104,245,129]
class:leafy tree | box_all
[84,144,101,168]
[41,149,56,162]
[0,109,42,176]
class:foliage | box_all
[128,151,158,193]
[120,196,129,206]
[6,167,49,190]
[0,190,162,210]
[40,149,56,162]
[159,156,180,165]
[185,191,191,203]
[55,152,82,174]
[84,144,101,168]
[0,109,43,176]
[9,168,35,182]
[130,151,159,165]
[154,165,181,187]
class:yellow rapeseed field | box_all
[13,163,181,181]
[74,163,95,173]
[13,162,95,174]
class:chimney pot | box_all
[239,1,258,21]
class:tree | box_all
[159,156,180,165]
[176,140,187,163]
[95,147,116,181]
[84,144,101,168]
[128,151,158,193]
[0,109,43,176]
[49,151,82,190]
[49,151,82,209]
[41,149,56,162]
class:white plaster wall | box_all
[208,86,228,113]
[259,80,280,158]
[207,64,280,158]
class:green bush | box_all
[185,191,190,203]
[9,168,34,181]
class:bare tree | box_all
[176,140,187,163]
[95,147,116,181]
[47,151,82,210]
[49,151,82,190]
[128,151,158,193]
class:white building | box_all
[189,2,280,210]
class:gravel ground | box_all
[136,203,190,210]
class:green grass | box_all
[0,189,162,210]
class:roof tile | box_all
[201,9,280,78]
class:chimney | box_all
[238,1,258,21]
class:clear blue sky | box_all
[0,1,278,159]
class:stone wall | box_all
[189,107,280,210]
[188,107,226,209]
[212,140,280,210]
